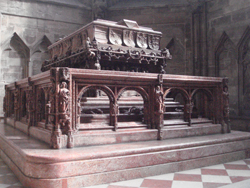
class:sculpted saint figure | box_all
[155,85,164,114]
[59,82,70,113]
[223,85,229,118]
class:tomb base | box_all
[1,121,250,188]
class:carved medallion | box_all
[123,30,135,47]
[109,29,122,45]
[148,35,160,50]
[136,32,148,49]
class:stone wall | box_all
[0,0,92,117]
[106,0,195,75]
[206,0,250,119]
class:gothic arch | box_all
[117,86,150,125]
[191,89,213,101]
[215,31,238,115]
[31,35,52,55]
[78,85,115,102]
[117,86,149,102]
[163,87,189,102]
[191,88,214,119]
[166,37,185,74]
[215,31,237,77]
[31,35,52,75]
[2,32,30,79]
[237,26,250,116]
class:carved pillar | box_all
[209,100,215,124]
[14,84,20,123]
[44,87,50,129]
[49,68,60,148]
[50,68,73,149]
[3,96,6,123]
[110,99,118,131]
[221,78,230,133]
[184,100,193,126]
[27,89,35,131]
[37,89,42,122]
[143,100,150,128]
[154,74,164,140]
[27,78,35,129]
[3,86,9,123]
[77,98,81,128]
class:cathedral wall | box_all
[0,0,92,117]
[206,0,250,123]
[106,4,193,75]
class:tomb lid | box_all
[49,19,161,49]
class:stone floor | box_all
[1,157,250,188]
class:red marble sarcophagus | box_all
[41,19,171,73]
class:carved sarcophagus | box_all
[41,19,171,73]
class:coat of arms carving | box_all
[136,32,148,49]
[123,30,135,47]
[148,35,160,50]
[109,29,122,45]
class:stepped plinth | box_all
[0,120,250,188]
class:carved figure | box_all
[155,85,164,114]
[223,85,229,118]
[111,102,118,116]
[162,48,172,59]
[46,101,51,124]
[14,89,19,110]
[59,82,70,113]
[185,102,194,114]
[86,37,92,49]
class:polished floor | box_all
[1,157,250,188]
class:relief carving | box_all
[59,82,70,114]
[14,88,20,121]
[27,90,35,126]
[154,85,164,140]
[59,68,70,82]
[109,29,122,45]
[46,100,51,125]
[14,89,19,111]
[136,32,148,49]
[222,78,230,133]
[148,35,160,50]
[155,85,164,114]
[123,30,135,47]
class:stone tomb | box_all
[1,19,250,188]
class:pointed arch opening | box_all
[2,33,30,80]
[117,86,149,128]
[191,89,214,121]
[163,88,190,125]
[238,26,250,116]
[31,35,52,76]
[215,31,238,116]
[77,85,115,130]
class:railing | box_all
[3,68,230,149]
